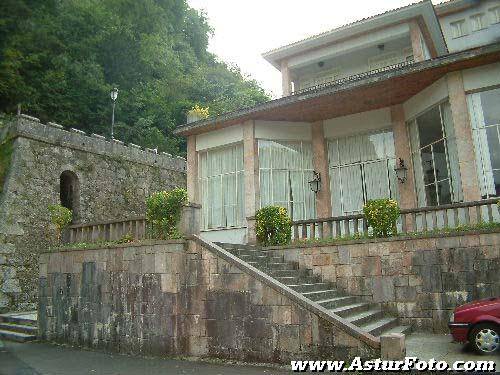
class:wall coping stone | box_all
[9,115,186,172]
[263,228,500,250]
[192,235,381,349]
[45,239,186,254]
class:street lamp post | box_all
[110,87,118,139]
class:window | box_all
[470,13,486,31]
[259,140,316,221]
[408,102,462,206]
[328,131,399,216]
[490,6,500,24]
[199,144,244,229]
[60,170,79,222]
[450,19,467,38]
[467,87,500,198]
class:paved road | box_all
[1,334,498,374]
[0,340,290,375]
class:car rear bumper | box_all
[448,323,470,342]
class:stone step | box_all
[344,309,384,326]
[302,289,339,302]
[288,283,332,293]
[0,329,36,343]
[267,262,296,271]
[0,322,38,335]
[0,312,37,326]
[270,269,299,277]
[360,317,399,337]
[316,296,358,309]
[381,324,413,336]
[329,302,372,317]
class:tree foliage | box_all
[0,0,269,155]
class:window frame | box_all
[450,19,467,38]
[470,13,486,32]
[407,101,457,207]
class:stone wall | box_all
[38,239,379,363]
[0,115,186,311]
[265,230,500,333]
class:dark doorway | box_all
[60,170,79,222]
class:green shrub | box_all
[48,204,72,242]
[255,206,292,247]
[146,188,188,239]
[363,198,400,238]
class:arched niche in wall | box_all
[59,170,80,223]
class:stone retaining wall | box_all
[1,115,186,311]
[264,230,500,333]
[38,239,379,363]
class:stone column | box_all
[391,105,417,209]
[281,60,292,97]
[311,121,332,219]
[410,20,425,62]
[446,71,481,202]
[180,203,201,238]
[186,135,199,204]
[243,120,259,244]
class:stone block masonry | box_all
[39,239,379,363]
[265,230,500,333]
[0,115,186,312]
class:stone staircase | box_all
[219,243,411,339]
[0,311,37,342]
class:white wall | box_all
[462,62,500,92]
[323,108,392,139]
[200,228,247,244]
[196,124,243,151]
[254,121,311,140]
[438,0,500,52]
[403,77,449,120]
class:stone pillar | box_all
[186,135,198,204]
[391,105,417,209]
[243,120,259,244]
[446,72,481,202]
[380,333,406,360]
[180,203,201,238]
[311,121,332,219]
[281,60,292,97]
[410,20,425,62]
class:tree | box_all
[0,0,269,155]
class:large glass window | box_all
[468,87,500,198]
[199,144,244,229]
[408,102,462,206]
[258,140,316,221]
[328,131,399,216]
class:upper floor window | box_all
[450,19,467,38]
[470,13,486,32]
[490,6,500,24]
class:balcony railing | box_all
[291,198,500,241]
[64,217,149,244]
[293,60,416,96]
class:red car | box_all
[449,297,500,354]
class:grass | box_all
[291,221,500,247]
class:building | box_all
[174,0,500,245]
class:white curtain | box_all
[199,144,244,229]
[328,130,397,216]
[468,92,497,197]
[258,140,316,220]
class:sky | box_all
[187,0,447,98]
